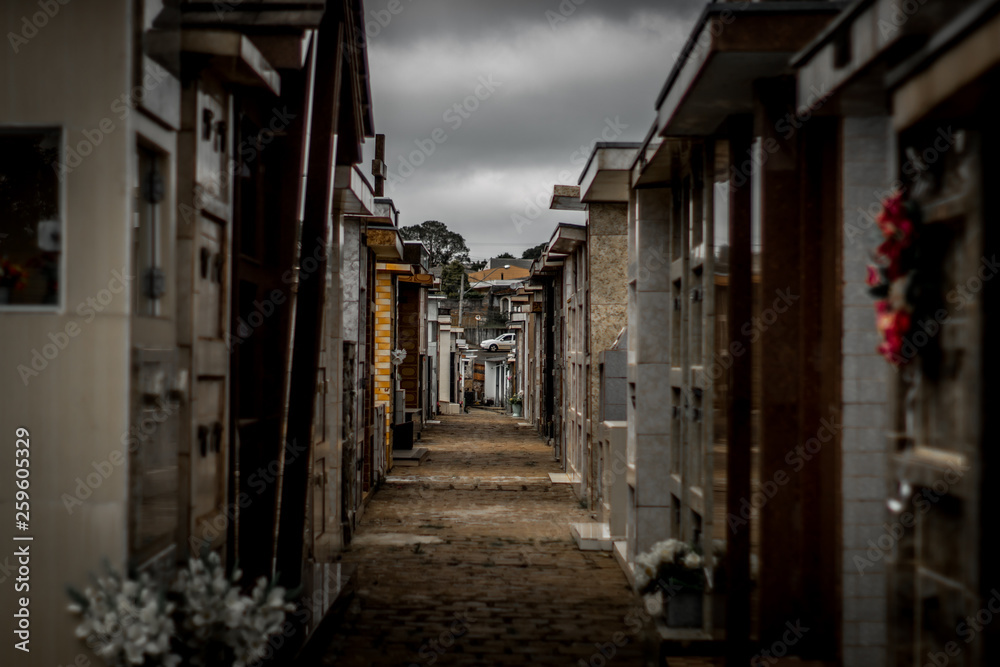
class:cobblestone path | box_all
[311,408,651,666]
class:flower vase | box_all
[665,589,703,628]
[0,287,9,304]
[512,403,522,418]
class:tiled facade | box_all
[840,115,891,667]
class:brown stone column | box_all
[755,77,804,642]
[726,114,754,664]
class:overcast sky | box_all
[361,0,705,261]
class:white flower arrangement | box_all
[67,567,180,667]
[634,539,707,595]
[68,552,297,667]
[174,551,296,667]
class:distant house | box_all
[468,264,531,285]
[487,257,534,271]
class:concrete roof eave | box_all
[655,1,847,138]
[792,0,983,114]
[550,184,586,211]
[578,143,641,203]
[176,1,326,29]
[368,224,404,261]
[147,29,281,95]
[334,165,375,215]
[369,197,399,226]
[633,138,685,189]
[547,223,586,256]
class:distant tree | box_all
[468,260,486,271]
[521,243,547,260]
[494,252,515,259]
[399,220,470,267]
[440,260,467,299]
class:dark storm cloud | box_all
[360,0,708,259]
[362,0,706,46]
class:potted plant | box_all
[67,552,297,667]
[508,391,523,417]
[635,539,707,628]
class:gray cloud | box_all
[360,0,706,260]
[361,0,705,47]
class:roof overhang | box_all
[376,262,414,275]
[550,184,586,211]
[792,0,976,116]
[250,31,314,70]
[399,273,435,287]
[369,198,399,226]
[578,143,641,203]
[547,223,586,256]
[532,254,565,276]
[174,0,327,28]
[403,240,430,271]
[633,138,686,189]
[334,165,374,215]
[887,1,1000,131]
[656,1,846,138]
[368,225,404,261]
[147,29,281,94]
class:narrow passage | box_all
[313,409,647,666]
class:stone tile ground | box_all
[309,408,657,666]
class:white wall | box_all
[0,2,134,664]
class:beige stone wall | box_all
[587,203,629,501]
[0,1,134,664]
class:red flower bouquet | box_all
[867,192,920,366]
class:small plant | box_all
[508,391,523,405]
[67,564,179,667]
[634,539,708,596]
[173,552,296,666]
[68,552,297,667]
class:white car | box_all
[480,333,516,352]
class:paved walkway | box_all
[311,408,651,666]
